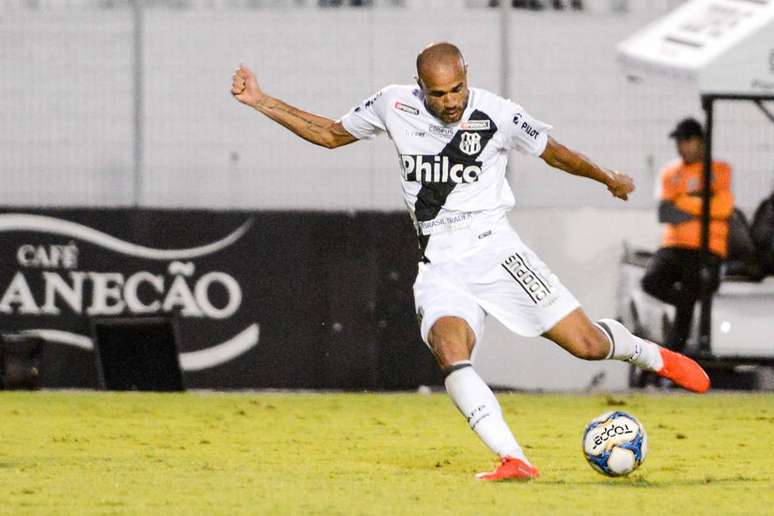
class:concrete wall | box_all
[0,11,135,206]
[3,6,771,209]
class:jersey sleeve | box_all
[339,87,391,140]
[502,101,553,156]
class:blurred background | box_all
[1,0,772,391]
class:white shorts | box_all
[413,216,580,346]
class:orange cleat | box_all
[475,456,540,481]
[656,347,711,393]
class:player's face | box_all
[418,64,469,125]
[676,136,704,164]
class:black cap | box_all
[669,117,704,140]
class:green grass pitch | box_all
[1,391,772,515]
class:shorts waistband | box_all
[418,213,513,264]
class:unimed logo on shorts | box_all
[501,252,552,304]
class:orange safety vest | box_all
[658,160,734,258]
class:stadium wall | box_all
[0,209,442,390]
[2,7,770,210]
[2,5,770,390]
[0,207,657,391]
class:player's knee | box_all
[428,318,474,369]
[428,335,470,369]
[429,336,471,369]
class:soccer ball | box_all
[582,411,647,477]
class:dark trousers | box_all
[641,247,721,352]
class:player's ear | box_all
[415,76,423,90]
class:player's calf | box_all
[542,308,615,361]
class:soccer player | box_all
[231,42,710,481]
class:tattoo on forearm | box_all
[253,96,356,149]
[260,99,329,136]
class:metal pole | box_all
[131,0,144,207]
[698,95,714,353]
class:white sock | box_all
[595,318,663,371]
[443,361,529,462]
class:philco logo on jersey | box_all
[400,155,481,184]
[460,120,490,131]
[394,102,419,115]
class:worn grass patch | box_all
[0,391,771,515]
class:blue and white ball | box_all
[582,411,647,477]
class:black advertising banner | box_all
[0,209,440,390]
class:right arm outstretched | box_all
[231,64,357,149]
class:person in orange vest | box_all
[642,117,734,352]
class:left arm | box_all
[540,136,634,200]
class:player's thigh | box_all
[471,237,580,338]
[413,262,486,363]
[542,307,610,360]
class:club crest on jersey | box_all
[460,120,490,131]
[394,102,419,115]
[459,132,481,155]
[400,154,481,184]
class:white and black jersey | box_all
[340,85,552,262]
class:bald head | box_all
[416,42,466,81]
[414,43,469,124]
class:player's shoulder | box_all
[362,84,422,115]
[468,87,531,126]
[468,87,513,110]
[374,84,419,102]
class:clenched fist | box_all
[231,63,264,108]
[606,171,635,201]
